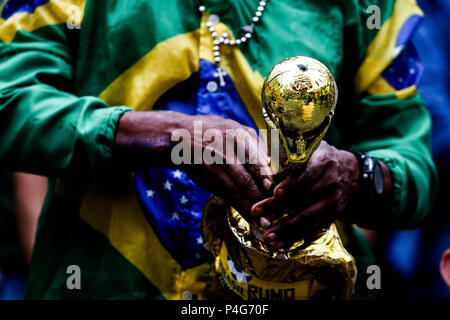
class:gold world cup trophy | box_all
[202,56,356,300]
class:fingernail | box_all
[267,232,276,241]
[253,206,264,216]
[274,241,285,250]
[259,216,271,229]
[263,178,273,191]
[276,188,285,198]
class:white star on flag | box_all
[196,236,203,245]
[146,189,155,197]
[163,180,172,191]
[173,170,183,179]
[171,212,180,220]
[180,195,188,205]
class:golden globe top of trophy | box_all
[202,56,357,300]
[262,56,336,174]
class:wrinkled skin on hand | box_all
[114,111,273,220]
[178,115,273,219]
[251,140,361,249]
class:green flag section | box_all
[26,180,164,299]
[0,0,438,299]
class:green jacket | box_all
[0,0,437,299]
[0,171,27,275]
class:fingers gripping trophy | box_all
[202,57,357,300]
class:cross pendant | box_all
[214,68,227,87]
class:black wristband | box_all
[350,151,385,203]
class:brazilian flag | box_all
[0,0,437,299]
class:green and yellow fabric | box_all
[0,0,437,299]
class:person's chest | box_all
[74,0,345,102]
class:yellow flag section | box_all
[355,0,423,99]
[0,0,86,43]
[216,243,326,300]
[98,13,266,128]
[81,14,265,299]
[79,175,215,300]
[98,30,200,111]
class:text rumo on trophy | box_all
[170,120,280,175]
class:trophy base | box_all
[202,197,357,300]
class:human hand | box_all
[178,114,273,218]
[251,140,360,249]
[114,111,273,219]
